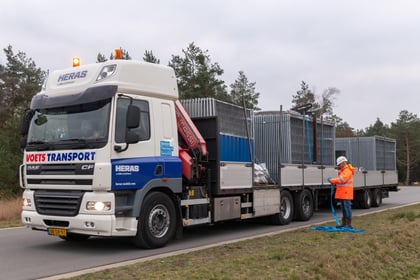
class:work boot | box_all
[346,218,353,228]
[336,218,346,228]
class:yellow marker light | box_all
[113,49,123,60]
[72,57,81,67]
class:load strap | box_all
[311,185,365,233]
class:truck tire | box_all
[359,189,372,209]
[270,190,294,225]
[131,192,176,249]
[371,188,382,207]
[294,189,314,221]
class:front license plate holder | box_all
[48,227,67,237]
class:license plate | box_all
[48,228,67,237]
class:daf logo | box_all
[27,165,41,170]
[81,164,95,170]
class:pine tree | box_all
[168,42,228,100]
[0,45,44,197]
[0,45,45,124]
[96,53,107,62]
[292,81,315,109]
[230,71,260,110]
[143,50,160,64]
[390,110,420,185]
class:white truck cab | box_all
[21,59,184,247]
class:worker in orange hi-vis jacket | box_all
[328,156,355,228]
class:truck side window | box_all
[115,98,150,143]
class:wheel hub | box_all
[148,205,169,238]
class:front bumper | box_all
[21,189,138,237]
[22,210,138,237]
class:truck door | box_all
[110,96,156,191]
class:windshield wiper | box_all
[59,138,91,149]
[26,141,53,151]
[27,140,48,145]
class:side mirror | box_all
[20,109,34,149]
[114,104,141,153]
[20,135,28,149]
[126,104,140,144]
[126,104,140,129]
[21,109,34,136]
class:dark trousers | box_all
[341,199,352,219]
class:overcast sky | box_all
[1,0,419,130]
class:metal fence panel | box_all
[254,111,335,182]
[335,136,396,171]
[180,98,253,138]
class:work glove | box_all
[327,176,332,183]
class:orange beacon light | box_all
[72,57,81,67]
[113,49,123,60]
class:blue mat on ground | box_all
[311,185,365,233]
[311,225,365,233]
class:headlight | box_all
[86,201,111,211]
[23,198,32,207]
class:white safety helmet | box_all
[336,156,348,166]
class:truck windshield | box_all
[26,98,111,151]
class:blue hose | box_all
[305,116,312,163]
[330,185,341,226]
[311,185,365,233]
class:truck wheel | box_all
[294,189,314,221]
[359,189,372,209]
[270,190,294,225]
[371,188,382,207]
[131,192,176,249]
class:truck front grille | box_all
[26,163,94,187]
[27,179,92,185]
[34,190,84,216]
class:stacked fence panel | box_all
[180,98,254,194]
[335,136,396,171]
[180,98,252,139]
[254,111,336,182]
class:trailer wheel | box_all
[359,189,372,209]
[294,189,314,221]
[371,188,382,207]
[131,192,176,249]
[270,190,294,225]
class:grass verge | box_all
[0,197,22,228]
[69,204,420,280]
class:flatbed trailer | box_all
[252,111,399,223]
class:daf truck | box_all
[20,55,398,248]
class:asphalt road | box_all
[1,186,419,280]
